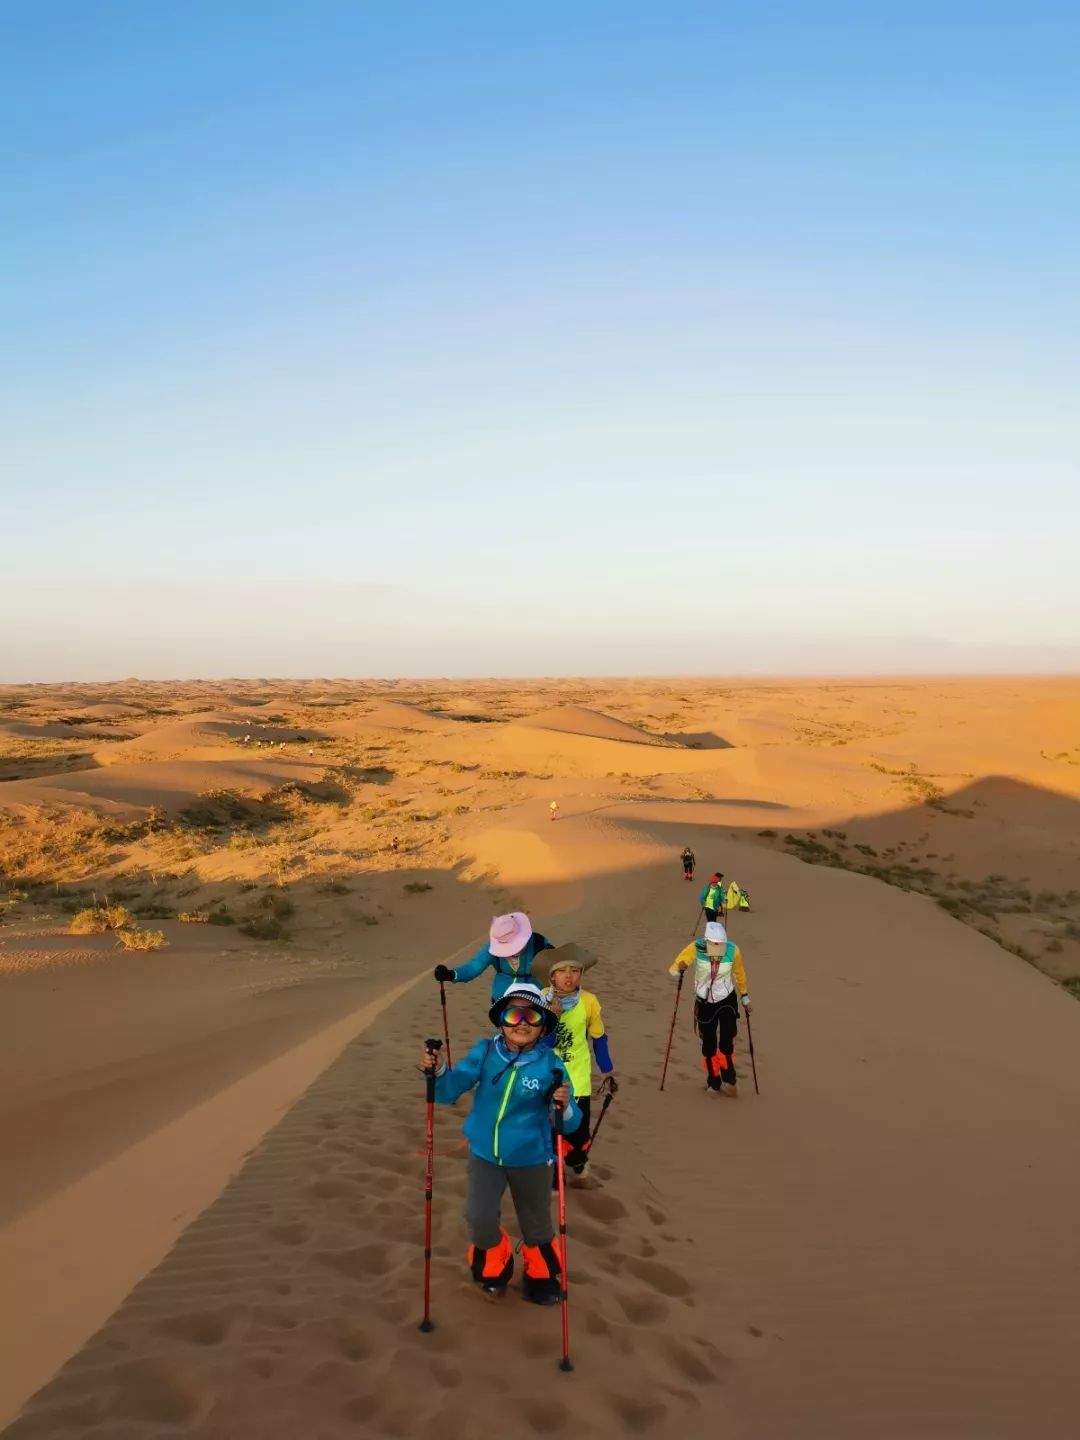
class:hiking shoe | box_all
[722,1083,739,1099]
[523,1279,560,1307]
[475,1280,508,1302]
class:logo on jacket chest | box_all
[520,1075,542,1091]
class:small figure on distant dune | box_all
[681,846,696,882]
[390,835,400,853]
[549,800,559,822]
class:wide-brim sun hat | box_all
[531,942,598,990]
[488,911,533,958]
[489,982,559,1036]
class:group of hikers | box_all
[420,848,754,1318]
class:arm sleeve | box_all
[433,1040,487,1103]
[450,946,493,984]
[669,942,696,977]
[585,995,613,1072]
[732,946,749,996]
[532,932,554,953]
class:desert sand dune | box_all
[0,756,329,818]
[98,712,332,763]
[3,818,1079,1438]
[1,678,1078,1437]
[321,702,451,735]
[516,703,679,746]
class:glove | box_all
[601,1073,619,1095]
[433,964,454,984]
[668,963,681,978]
[741,994,751,1011]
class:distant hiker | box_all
[668,920,750,1096]
[434,911,554,1002]
[699,872,725,921]
[534,943,616,1187]
[549,800,559,822]
[422,984,577,1303]
[681,846,696,881]
[390,836,400,853]
[725,879,752,913]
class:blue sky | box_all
[3,1,1078,679]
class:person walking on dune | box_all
[699,872,725,921]
[534,943,617,1187]
[434,911,554,1002]
[668,920,750,1096]
[549,800,559,822]
[421,983,577,1303]
[724,878,752,914]
[681,846,696,882]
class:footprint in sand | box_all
[267,1220,309,1246]
[623,1256,693,1297]
[607,1392,668,1433]
[614,1289,670,1325]
[154,1308,234,1346]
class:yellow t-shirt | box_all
[545,988,606,1098]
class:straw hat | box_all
[531,942,598,989]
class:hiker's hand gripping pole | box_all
[418,1038,442,1333]
[659,970,685,1091]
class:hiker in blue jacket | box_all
[433,911,554,1002]
[422,982,578,1304]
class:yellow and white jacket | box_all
[669,938,749,1004]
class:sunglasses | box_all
[500,1005,544,1028]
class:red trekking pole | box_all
[554,1098,573,1372]
[438,982,453,1068]
[659,970,685,1091]
[418,1038,442,1333]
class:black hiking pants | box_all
[703,907,718,923]
[560,1095,591,1173]
[696,992,739,1089]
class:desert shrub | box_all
[70,904,134,934]
[314,880,350,895]
[116,927,167,951]
[239,913,285,940]
[179,910,209,923]
[757,829,777,838]
[134,902,176,919]
[258,893,295,918]
[404,881,433,894]
[1045,938,1064,953]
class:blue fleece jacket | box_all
[433,1036,581,1168]
[450,931,553,1001]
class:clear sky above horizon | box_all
[3,1,1078,681]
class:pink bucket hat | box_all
[488,911,533,958]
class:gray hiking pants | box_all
[465,1154,554,1248]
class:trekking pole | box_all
[553,1097,573,1372]
[587,1087,614,1152]
[418,1037,442,1333]
[438,982,453,1068]
[743,1007,759,1095]
[659,970,685,1091]
[688,906,703,942]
